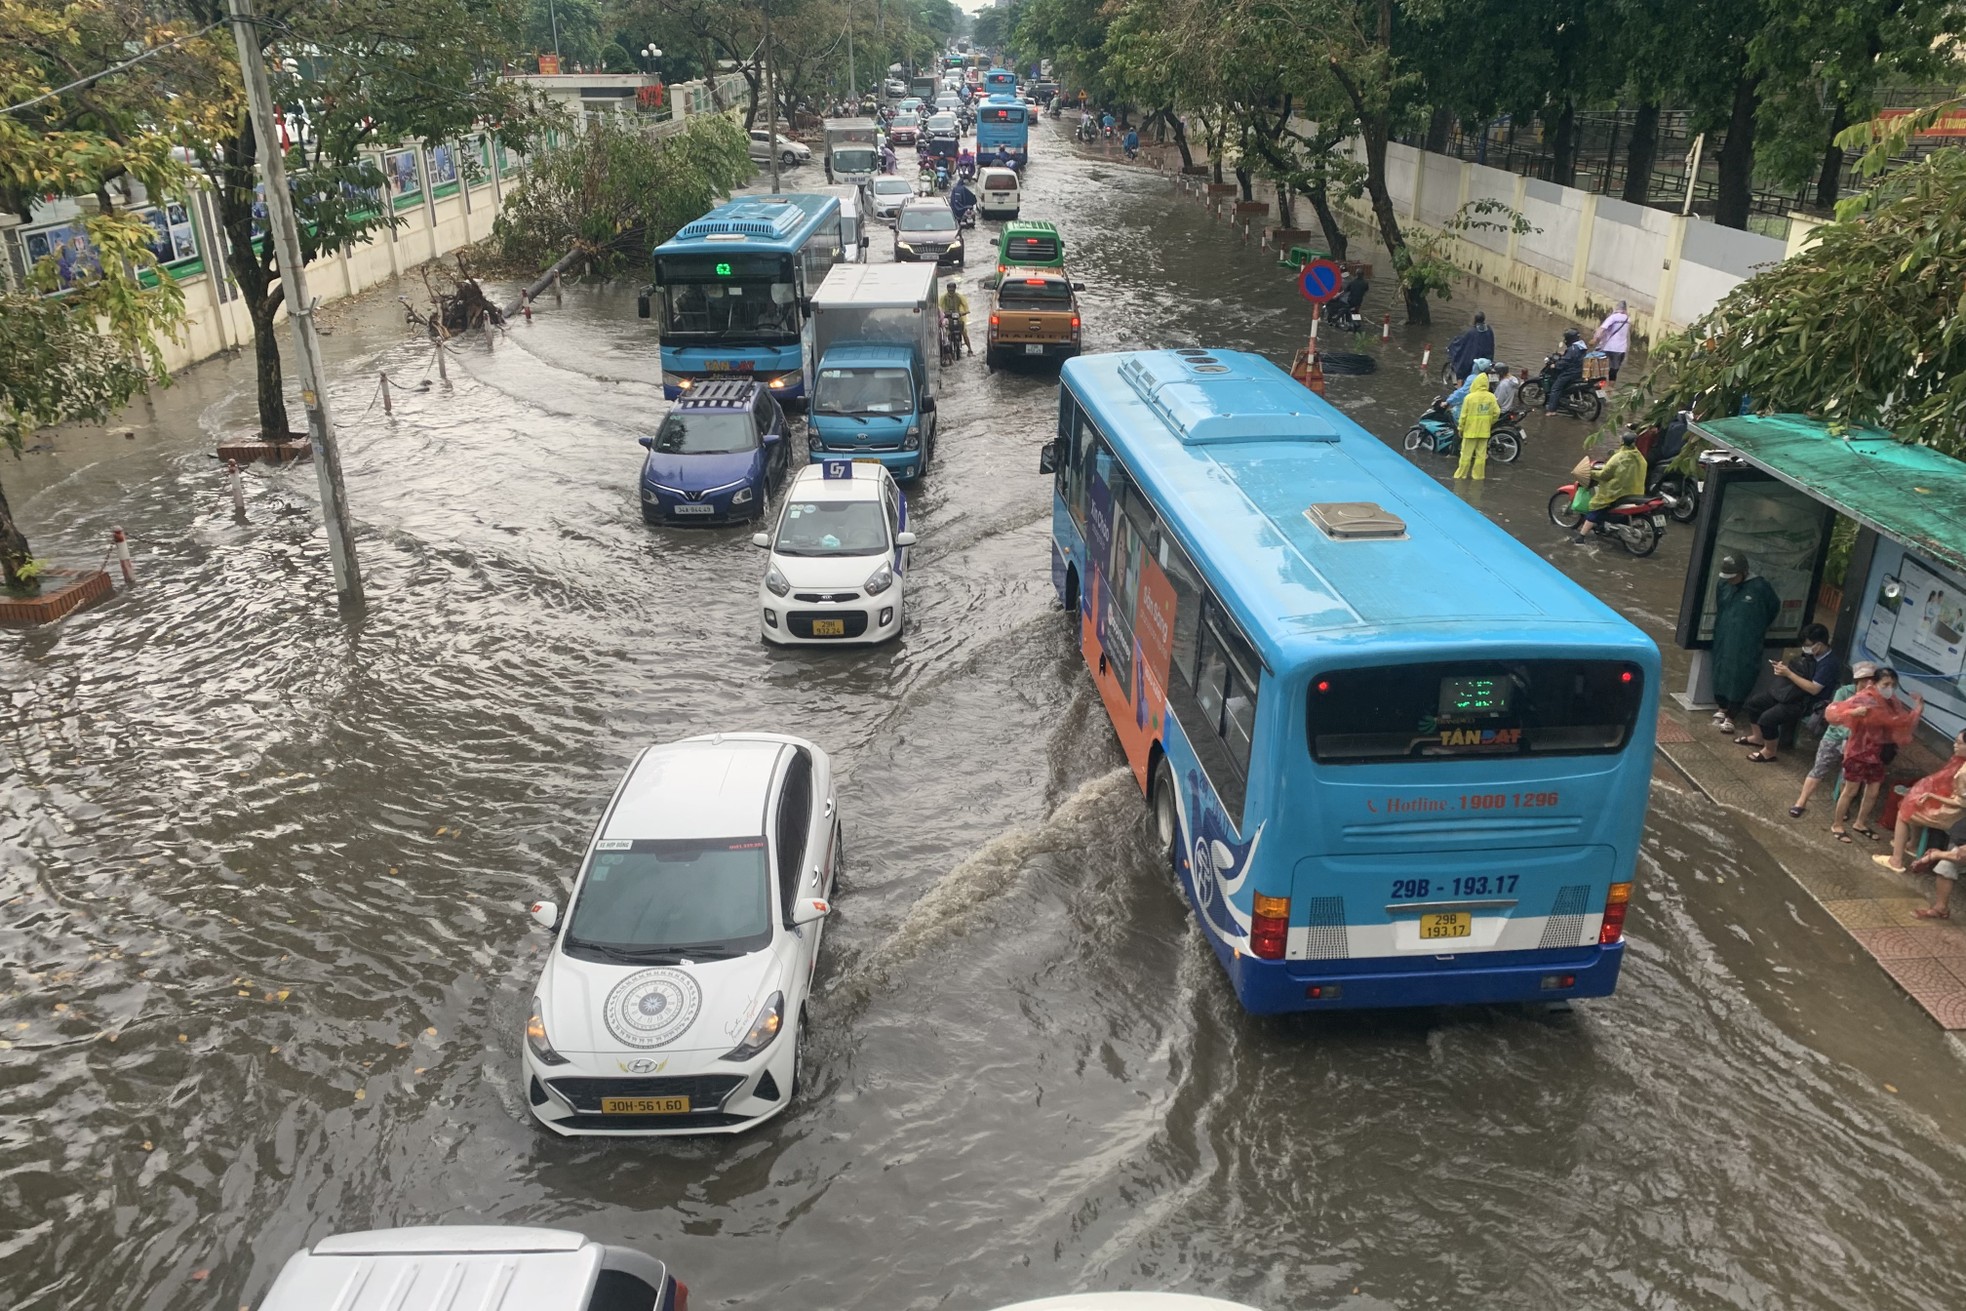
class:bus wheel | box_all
[1150,756,1179,875]
[1062,566,1079,614]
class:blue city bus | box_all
[1036,349,1660,1014]
[975,101,1030,167]
[984,68,1018,98]
[649,194,846,402]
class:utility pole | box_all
[847,0,857,105]
[225,0,365,612]
[764,0,781,193]
[548,0,562,60]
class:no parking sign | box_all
[1298,258,1343,303]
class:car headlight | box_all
[642,487,658,503]
[864,562,894,596]
[526,996,569,1066]
[765,565,791,597]
[902,431,920,450]
[897,241,914,252]
[767,371,800,390]
[723,991,784,1060]
[731,486,754,505]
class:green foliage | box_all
[1631,147,1966,457]
[491,113,753,272]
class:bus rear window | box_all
[1306,660,1644,763]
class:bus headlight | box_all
[863,563,894,596]
[765,565,791,598]
[767,372,799,390]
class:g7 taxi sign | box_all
[1299,258,1343,303]
[821,460,854,480]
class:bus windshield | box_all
[1306,659,1645,763]
[657,279,799,343]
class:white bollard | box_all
[1310,304,1320,342]
[380,372,393,415]
[111,527,136,585]
[1381,314,1391,341]
[227,459,246,519]
[1420,343,1433,372]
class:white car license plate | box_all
[673,504,714,515]
[1024,344,1044,355]
[1650,514,1667,527]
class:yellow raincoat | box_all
[1455,372,1501,479]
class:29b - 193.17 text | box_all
[1390,874,1521,901]
[1459,792,1560,809]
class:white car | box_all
[868,175,915,220]
[884,78,907,98]
[978,166,1021,218]
[748,129,810,167]
[258,1227,684,1311]
[756,461,913,645]
[522,734,839,1136]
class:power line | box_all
[1,21,226,117]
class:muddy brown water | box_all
[6,123,1966,1311]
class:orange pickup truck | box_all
[985,268,1085,369]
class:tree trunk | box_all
[1714,75,1760,229]
[0,472,31,592]
[1814,101,1848,211]
[1425,105,1452,154]
[1622,102,1659,204]
[1547,98,1577,187]
[209,114,293,441]
[1235,164,1253,203]
[1167,112,1193,170]
[1276,187,1294,227]
[1306,182,1347,260]
[1362,122,1426,324]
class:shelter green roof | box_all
[1694,414,1966,575]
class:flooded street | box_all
[9,120,1966,1311]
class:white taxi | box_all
[978,166,1021,219]
[755,461,913,645]
[522,733,839,1136]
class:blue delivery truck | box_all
[804,263,941,480]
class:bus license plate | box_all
[600,1096,690,1114]
[811,618,847,636]
[1419,912,1471,940]
[672,504,714,515]
[1024,344,1045,355]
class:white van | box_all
[817,184,872,261]
[978,166,1021,219]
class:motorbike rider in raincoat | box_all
[1454,371,1501,480]
[1571,429,1648,543]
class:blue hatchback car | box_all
[638,380,791,525]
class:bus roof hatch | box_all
[1117,352,1339,445]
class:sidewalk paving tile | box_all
[1849,925,1966,960]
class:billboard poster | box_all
[1676,467,1835,649]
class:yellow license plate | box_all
[853,458,883,465]
[811,618,847,636]
[1419,912,1471,940]
[600,1096,690,1114]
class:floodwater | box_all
[7,120,1966,1311]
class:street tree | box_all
[1634,145,1966,456]
[0,1,231,591]
[170,0,545,442]
[491,112,754,271]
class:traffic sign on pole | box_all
[1298,258,1343,303]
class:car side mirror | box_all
[637,290,652,320]
[919,396,936,412]
[895,530,917,547]
[752,531,771,548]
[791,897,831,925]
[860,236,869,249]
[800,297,813,314]
[981,274,999,290]
[638,436,655,449]
[529,900,559,930]
[1038,439,1060,475]
[1072,281,1086,291]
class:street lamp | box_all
[642,44,663,77]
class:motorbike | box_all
[951,198,977,229]
[933,160,952,191]
[1644,461,1700,524]
[957,160,977,182]
[1517,352,1605,422]
[1075,119,1099,143]
[1319,301,1368,333]
[1547,469,1670,556]
[940,309,967,364]
[1402,400,1524,464]
[1123,141,1139,162]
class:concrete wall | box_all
[1345,140,1790,340]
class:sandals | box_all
[1852,825,1880,841]
[1831,827,1854,843]
[1914,907,1951,920]
[1746,750,1779,763]
[1872,854,1910,874]
[1788,806,1807,818]
[1733,736,1758,746]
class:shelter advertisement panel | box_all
[1853,540,1966,740]
[1674,466,1835,650]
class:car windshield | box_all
[814,366,913,416]
[651,411,757,455]
[981,172,1017,189]
[997,277,1072,309]
[774,498,890,556]
[900,208,955,234]
[564,840,771,961]
[873,179,912,196]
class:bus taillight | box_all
[1251,893,1289,959]
[1599,881,1632,944]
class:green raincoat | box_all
[1711,574,1781,704]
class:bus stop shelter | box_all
[1678,414,1966,744]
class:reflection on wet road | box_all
[6,120,1966,1311]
